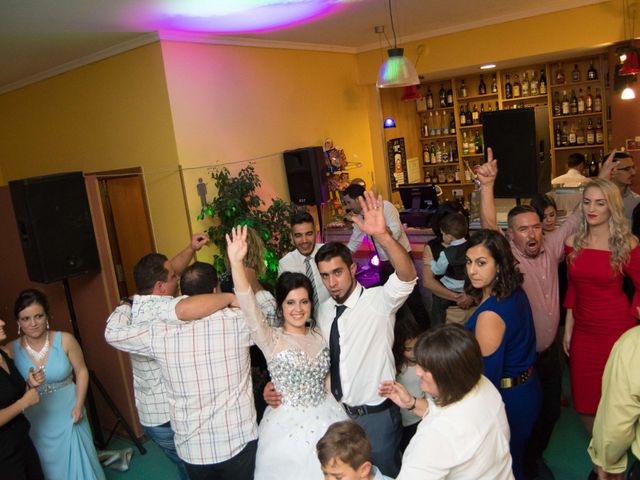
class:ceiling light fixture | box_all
[376,0,419,88]
[480,64,497,70]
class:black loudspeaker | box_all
[283,146,328,205]
[482,107,551,198]
[9,172,101,283]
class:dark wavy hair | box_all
[275,272,316,329]
[14,288,50,319]
[529,194,557,223]
[464,229,523,301]
[414,324,483,407]
[392,314,422,373]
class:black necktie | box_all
[330,305,347,401]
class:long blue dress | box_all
[12,332,105,480]
[466,288,542,480]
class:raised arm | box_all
[598,150,618,181]
[170,232,209,275]
[352,192,416,282]
[476,148,500,232]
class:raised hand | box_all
[191,232,210,251]
[351,191,387,238]
[476,147,498,186]
[225,225,248,266]
[598,150,618,180]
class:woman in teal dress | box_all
[9,289,104,480]
[464,229,542,480]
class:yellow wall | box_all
[0,43,189,255]
[160,40,376,259]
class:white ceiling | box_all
[0,0,608,93]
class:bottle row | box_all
[458,74,498,98]
[424,166,466,185]
[459,102,500,126]
[552,87,602,116]
[585,150,605,177]
[423,141,459,165]
[552,61,598,85]
[554,118,604,147]
[504,69,547,99]
[462,131,484,155]
[424,84,455,109]
[422,111,456,137]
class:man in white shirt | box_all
[278,211,330,309]
[105,234,208,480]
[106,258,256,480]
[316,191,417,478]
[551,153,588,187]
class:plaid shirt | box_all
[105,303,170,426]
[106,295,257,465]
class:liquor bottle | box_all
[436,142,443,163]
[491,73,498,93]
[585,86,593,112]
[438,168,446,184]
[513,74,521,98]
[426,87,434,109]
[427,111,435,136]
[423,145,430,164]
[577,88,585,114]
[555,63,565,84]
[561,91,570,115]
[446,168,455,183]
[439,83,446,108]
[586,119,595,145]
[460,80,468,98]
[465,104,473,126]
[442,112,450,135]
[478,75,487,95]
[505,74,513,99]
[434,110,441,135]
[441,142,449,162]
[587,60,598,80]
[449,114,456,135]
[521,72,530,97]
[488,102,493,112]
[553,92,561,116]
[589,154,599,176]
[430,143,437,164]
[555,123,562,147]
[446,85,454,106]
[459,105,467,126]
[530,72,539,95]
[595,118,604,144]
[454,167,461,183]
[568,122,577,145]
[480,103,485,123]
[576,120,585,145]
[424,170,431,184]
[572,64,581,82]
[474,131,483,154]
[539,69,547,94]
[594,88,602,112]
[471,104,480,125]
[464,166,472,183]
[570,90,578,115]
[462,131,469,155]
[495,101,499,111]
[451,142,459,161]
[561,121,569,146]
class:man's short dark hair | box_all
[439,212,468,240]
[315,242,353,268]
[608,151,633,163]
[316,421,371,470]
[507,204,541,228]
[180,262,219,296]
[341,183,365,200]
[290,210,315,228]
[567,153,586,169]
[134,253,169,294]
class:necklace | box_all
[24,334,50,363]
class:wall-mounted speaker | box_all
[283,146,328,205]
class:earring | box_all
[46,320,50,330]
[17,324,21,335]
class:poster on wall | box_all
[387,137,407,191]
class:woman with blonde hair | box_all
[563,178,640,435]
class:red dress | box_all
[564,245,640,414]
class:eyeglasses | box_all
[616,166,635,172]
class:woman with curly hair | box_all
[563,178,640,435]
[464,229,542,480]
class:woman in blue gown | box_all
[9,289,104,480]
[464,230,542,480]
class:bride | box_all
[227,225,347,480]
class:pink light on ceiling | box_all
[142,1,348,34]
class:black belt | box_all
[343,399,392,416]
[500,366,535,389]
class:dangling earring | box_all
[17,324,21,336]
[46,320,50,330]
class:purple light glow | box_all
[141,1,346,34]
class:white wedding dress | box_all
[236,290,347,480]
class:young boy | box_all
[316,421,391,480]
[429,212,468,326]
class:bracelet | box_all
[407,396,417,411]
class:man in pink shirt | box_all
[478,149,578,480]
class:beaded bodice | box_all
[269,347,330,408]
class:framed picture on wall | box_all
[387,137,407,191]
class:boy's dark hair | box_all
[439,212,468,240]
[316,421,371,470]
[180,262,219,296]
[567,153,586,169]
[507,204,541,228]
[414,324,483,407]
[290,210,315,227]
[134,253,169,294]
[315,242,353,268]
[341,183,365,200]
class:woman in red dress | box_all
[563,177,640,434]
